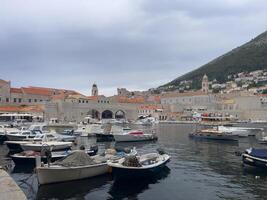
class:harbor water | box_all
[1,124,267,200]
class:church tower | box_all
[91,83,98,96]
[202,74,209,93]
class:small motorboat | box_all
[5,133,59,152]
[242,148,267,169]
[10,146,98,166]
[20,141,73,152]
[113,130,158,142]
[108,152,170,179]
[6,130,39,141]
[189,129,239,141]
[36,150,109,185]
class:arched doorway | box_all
[101,110,113,119]
[87,109,100,119]
[115,110,125,119]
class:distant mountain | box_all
[160,30,267,90]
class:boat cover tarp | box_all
[54,150,96,167]
[248,148,267,159]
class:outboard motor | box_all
[41,145,52,167]
[157,148,166,155]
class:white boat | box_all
[36,151,109,185]
[217,126,249,137]
[114,130,158,142]
[20,141,72,152]
[108,152,170,179]
[6,130,39,141]
[80,124,103,137]
[74,125,86,136]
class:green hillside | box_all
[160,31,267,90]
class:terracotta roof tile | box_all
[10,87,23,94]
[0,105,44,113]
[21,87,52,96]
[0,79,9,85]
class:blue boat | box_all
[242,148,267,169]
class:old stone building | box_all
[0,79,138,122]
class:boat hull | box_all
[11,149,98,166]
[6,134,35,141]
[36,163,109,185]
[242,153,267,169]
[96,133,114,142]
[0,134,7,143]
[110,157,170,179]
[189,133,238,141]
[5,141,30,152]
[114,134,158,142]
[20,142,72,152]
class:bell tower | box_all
[202,74,209,93]
[91,83,98,96]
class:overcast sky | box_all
[0,0,267,96]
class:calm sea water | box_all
[1,124,267,200]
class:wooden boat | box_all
[242,148,267,169]
[108,153,170,179]
[10,146,98,166]
[114,130,157,142]
[36,151,109,185]
[189,129,238,141]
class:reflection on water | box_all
[1,124,267,199]
[36,175,112,200]
[108,166,170,200]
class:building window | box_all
[40,99,43,102]
[18,98,22,103]
[79,100,81,103]
[0,97,1,102]
[86,100,88,103]
[6,98,9,102]
[13,98,17,103]
[29,99,31,103]
[98,100,100,103]
[34,99,37,102]
[82,100,84,103]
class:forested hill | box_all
[160,30,267,90]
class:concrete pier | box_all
[0,168,27,200]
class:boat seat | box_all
[139,153,159,164]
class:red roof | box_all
[22,87,52,96]
[0,79,9,85]
[10,88,23,94]
[0,105,44,113]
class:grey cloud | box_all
[0,0,267,95]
